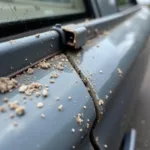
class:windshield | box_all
[0,0,85,23]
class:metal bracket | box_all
[50,7,139,49]
[63,25,87,49]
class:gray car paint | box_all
[94,34,150,150]
[0,55,96,150]
[67,7,150,149]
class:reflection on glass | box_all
[0,0,85,22]
[117,0,128,5]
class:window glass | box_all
[117,0,128,5]
[0,0,85,22]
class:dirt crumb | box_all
[57,62,64,70]
[38,61,50,69]
[104,144,108,148]
[105,95,109,99]
[98,99,104,106]
[45,84,49,88]
[72,128,75,133]
[19,82,42,96]
[19,84,28,93]
[58,105,63,111]
[16,106,25,116]
[35,34,40,38]
[51,73,58,78]
[42,89,48,97]
[41,113,45,118]
[76,114,83,125]
[8,102,19,110]
[117,68,123,76]
[68,96,72,100]
[83,106,87,109]
[50,80,55,83]
[35,91,40,97]
[27,68,34,75]
[13,122,18,127]
[3,97,9,103]
[86,123,90,129]
[72,146,75,149]
[0,106,6,112]
[99,70,103,74]
[79,128,83,132]
[0,77,18,93]
[10,114,15,119]
[37,102,44,108]
[103,30,109,35]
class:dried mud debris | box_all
[27,68,34,75]
[117,68,123,76]
[0,77,18,93]
[8,101,19,110]
[13,122,18,127]
[0,106,6,112]
[41,113,45,118]
[37,102,44,108]
[98,99,104,106]
[76,114,83,125]
[58,105,63,111]
[35,34,40,38]
[19,82,42,96]
[38,61,50,69]
[15,106,25,116]
[3,97,9,103]
[42,89,48,97]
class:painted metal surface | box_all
[94,34,150,150]
[0,54,96,150]
[0,31,60,77]
[77,135,94,150]
[67,7,150,149]
[67,6,150,111]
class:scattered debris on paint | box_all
[71,128,75,133]
[35,91,40,97]
[38,61,50,69]
[86,123,90,129]
[27,68,34,75]
[58,105,63,111]
[50,80,55,83]
[104,144,108,148]
[16,106,25,116]
[98,99,104,106]
[37,102,44,108]
[72,146,75,149]
[99,70,103,74]
[10,114,15,119]
[13,122,18,127]
[68,96,72,100]
[41,113,45,118]
[19,82,42,96]
[83,106,87,109]
[0,77,18,93]
[117,68,123,76]
[8,102,19,110]
[42,89,48,97]
[3,97,9,103]
[76,114,83,125]
[0,106,6,112]
[35,34,40,38]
